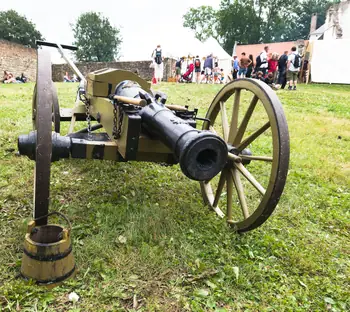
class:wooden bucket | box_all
[20,212,75,286]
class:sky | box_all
[1,0,222,63]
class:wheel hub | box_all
[227,146,252,166]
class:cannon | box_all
[18,41,290,233]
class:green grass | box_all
[0,82,349,311]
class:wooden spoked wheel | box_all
[200,79,290,232]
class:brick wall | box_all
[52,58,176,82]
[0,40,37,82]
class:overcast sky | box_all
[1,0,221,62]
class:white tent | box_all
[165,35,233,82]
[163,30,205,59]
[202,37,232,80]
[311,39,350,84]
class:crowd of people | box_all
[199,45,302,90]
[2,71,27,84]
[173,53,226,84]
[3,44,301,91]
[151,44,302,91]
[235,45,302,91]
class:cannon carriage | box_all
[18,41,290,233]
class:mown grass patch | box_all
[0,82,349,311]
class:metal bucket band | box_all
[21,265,76,285]
[23,245,72,261]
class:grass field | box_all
[0,82,349,311]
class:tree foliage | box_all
[183,0,339,54]
[293,0,336,39]
[183,6,218,41]
[0,10,44,47]
[72,12,122,62]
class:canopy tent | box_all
[310,39,350,84]
[162,34,232,81]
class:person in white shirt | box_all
[151,45,164,84]
[286,46,301,90]
[256,46,269,76]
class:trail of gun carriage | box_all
[1,3,350,312]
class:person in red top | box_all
[268,53,279,82]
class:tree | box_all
[216,0,262,52]
[293,0,339,40]
[0,10,44,47]
[183,0,340,55]
[72,12,122,62]
[183,6,218,41]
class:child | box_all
[255,71,265,82]
[213,62,220,83]
[219,69,225,83]
[200,70,206,83]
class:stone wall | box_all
[52,58,176,82]
[0,40,37,82]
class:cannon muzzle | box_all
[140,103,227,181]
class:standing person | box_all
[194,55,201,83]
[151,44,164,84]
[238,52,252,78]
[277,51,288,89]
[175,57,184,83]
[203,54,213,83]
[246,54,254,78]
[232,55,239,79]
[268,52,279,82]
[286,46,301,90]
[200,70,206,83]
[213,61,220,83]
[255,46,269,76]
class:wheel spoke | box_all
[230,169,249,219]
[228,89,241,143]
[233,95,258,145]
[213,169,227,208]
[227,152,242,163]
[220,101,229,142]
[240,155,273,162]
[237,121,270,151]
[235,162,266,195]
[226,170,234,222]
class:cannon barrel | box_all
[115,81,228,181]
